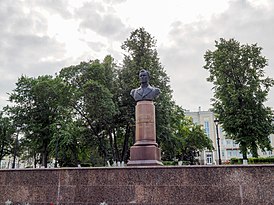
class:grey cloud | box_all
[0,0,71,109]
[159,0,274,111]
[84,40,106,52]
[171,79,213,111]
[27,0,72,19]
[102,0,127,4]
[0,57,71,109]
[0,32,68,108]
[0,1,48,34]
[76,1,131,41]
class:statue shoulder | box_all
[130,89,135,97]
[154,87,160,95]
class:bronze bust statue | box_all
[130,69,160,102]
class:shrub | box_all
[80,163,92,167]
[162,161,177,166]
[230,157,274,164]
[230,158,242,164]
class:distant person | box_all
[130,69,160,101]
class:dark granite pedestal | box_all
[127,101,163,166]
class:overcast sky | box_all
[1,0,274,111]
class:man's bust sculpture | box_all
[130,69,160,101]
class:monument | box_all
[127,69,163,166]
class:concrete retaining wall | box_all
[0,165,273,204]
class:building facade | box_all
[185,109,274,165]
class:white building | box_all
[185,108,274,165]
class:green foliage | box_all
[204,38,274,159]
[230,157,274,164]
[170,106,214,164]
[6,75,72,167]
[80,162,92,167]
[248,157,274,164]
[0,112,14,163]
[58,56,119,166]
[230,158,243,164]
[49,120,83,167]
[162,161,177,166]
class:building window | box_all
[206,154,212,164]
[233,150,237,156]
[221,139,225,145]
[222,150,225,157]
[204,121,210,137]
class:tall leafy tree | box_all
[7,75,71,167]
[0,112,14,166]
[49,120,83,167]
[119,27,175,160]
[204,38,274,159]
[58,56,119,165]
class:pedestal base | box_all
[127,145,163,166]
[127,159,163,166]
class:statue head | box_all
[139,69,150,84]
[130,69,160,102]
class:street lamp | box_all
[214,118,222,165]
[12,127,20,169]
[55,124,61,168]
[12,133,18,169]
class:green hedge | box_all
[162,161,177,166]
[230,157,274,164]
[230,158,243,164]
[162,161,191,166]
[80,163,92,167]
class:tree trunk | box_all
[42,142,48,168]
[108,129,116,162]
[250,141,258,158]
[113,130,120,162]
[97,134,107,166]
[121,124,131,162]
[90,124,108,166]
[0,141,4,167]
[34,153,37,168]
[240,142,248,160]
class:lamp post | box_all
[214,118,222,165]
[12,127,19,169]
[12,133,18,169]
[55,124,61,168]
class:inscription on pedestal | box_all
[128,101,162,166]
[137,114,154,123]
[135,101,156,144]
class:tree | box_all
[119,27,176,160]
[204,38,274,159]
[0,112,14,166]
[58,56,119,165]
[7,75,71,167]
[169,106,213,164]
[49,120,83,167]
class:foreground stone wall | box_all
[0,165,273,204]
